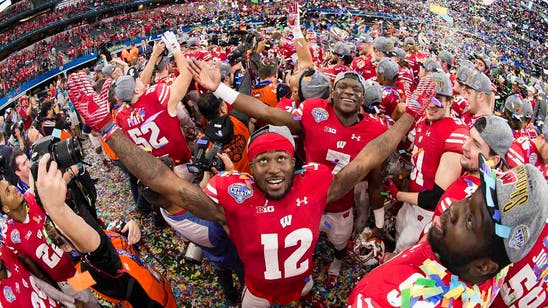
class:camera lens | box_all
[52,137,84,169]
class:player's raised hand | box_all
[405,77,437,120]
[161,31,181,54]
[189,59,221,92]
[36,154,67,216]
[68,71,112,132]
[383,178,400,201]
[287,3,300,29]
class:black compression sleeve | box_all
[417,183,445,211]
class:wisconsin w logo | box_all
[280,215,292,228]
[336,141,346,149]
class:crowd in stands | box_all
[0,0,545,100]
[0,0,32,21]
[0,0,546,306]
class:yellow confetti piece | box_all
[444,285,465,299]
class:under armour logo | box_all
[296,197,308,207]
[336,141,346,149]
[351,134,361,141]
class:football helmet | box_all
[351,227,385,266]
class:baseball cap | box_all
[155,56,171,72]
[299,69,330,101]
[430,72,453,97]
[438,51,454,66]
[543,117,548,136]
[391,47,406,60]
[357,34,374,44]
[374,37,394,53]
[403,36,416,46]
[333,41,352,56]
[113,75,136,102]
[187,37,200,48]
[334,71,367,94]
[458,59,475,69]
[503,94,523,117]
[456,66,474,84]
[464,71,492,95]
[478,154,548,263]
[247,125,295,161]
[421,58,442,73]
[220,63,232,79]
[377,57,399,81]
[102,64,114,77]
[363,80,383,107]
[521,100,533,119]
[473,115,513,159]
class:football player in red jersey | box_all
[350,34,376,81]
[69,60,434,306]
[376,57,403,119]
[348,155,548,308]
[0,179,99,306]
[505,117,548,180]
[0,245,65,307]
[111,31,193,165]
[386,73,470,253]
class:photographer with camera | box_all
[0,170,100,306]
[196,92,251,174]
[38,101,68,137]
[32,154,177,307]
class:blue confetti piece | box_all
[495,223,511,238]
[324,220,332,229]
[492,209,501,221]
[293,116,302,120]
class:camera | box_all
[30,133,84,182]
[187,116,234,176]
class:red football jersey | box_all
[347,241,507,308]
[351,54,376,80]
[204,164,333,304]
[322,64,351,80]
[1,192,75,282]
[506,136,548,180]
[434,174,480,217]
[493,223,548,307]
[0,245,61,308]
[115,83,192,164]
[512,124,538,139]
[298,98,387,212]
[409,118,469,192]
[397,66,414,101]
[380,86,401,117]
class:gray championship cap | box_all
[102,64,114,77]
[299,69,331,100]
[438,51,454,66]
[333,41,352,56]
[474,115,513,158]
[248,125,295,150]
[430,72,453,97]
[521,100,533,119]
[543,117,548,136]
[357,34,374,44]
[363,80,383,108]
[220,63,232,79]
[374,37,394,53]
[479,154,548,263]
[464,71,492,95]
[391,47,406,60]
[475,54,491,70]
[113,75,136,102]
[377,57,399,81]
[421,58,443,73]
[504,94,524,116]
[456,66,475,85]
[403,36,416,46]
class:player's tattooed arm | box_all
[328,113,415,203]
[107,129,227,223]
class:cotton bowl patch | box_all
[228,183,253,204]
[311,107,329,123]
[508,224,529,249]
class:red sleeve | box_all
[155,83,171,107]
[443,125,469,153]
[505,139,526,168]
